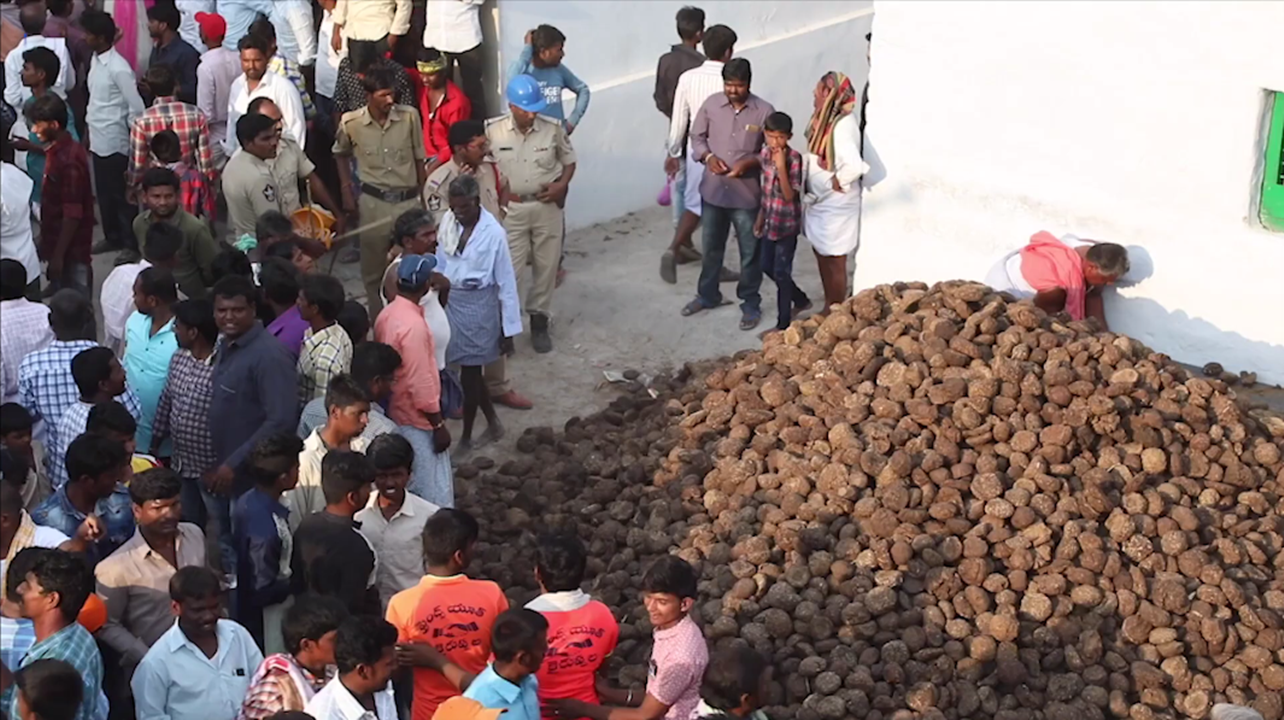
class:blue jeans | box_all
[760,234,810,330]
[697,203,761,314]
[201,485,235,579]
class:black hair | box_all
[361,68,398,94]
[45,0,72,16]
[173,298,218,345]
[141,165,181,192]
[263,238,303,266]
[300,274,345,321]
[236,112,277,147]
[0,258,26,300]
[422,508,479,566]
[210,248,254,283]
[145,222,184,264]
[248,15,276,43]
[85,400,136,439]
[237,34,270,55]
[6,547,47,603]
[256,210,296,243]
[80,9,117,43]
[0,402,34,435]
[490,608,549,662]
[641,555,699,600]
[136,265,179,303]
[146,2,180,32]
[258,257,300,306]
[247,95,277,116]
[27,93,68,128]
[282,594,349,656]
[212,274,259,306]
[22,47,60,87]
[367,433,414,472]
[324,374,369,412]
[144,63,177,97]
[764,111,792,135]
[64,433,129,487]
[531,24,566,53]
[700,646,768,711]
[447,119,485,150]
[320,450,374,505]
[350,342,402,390]
[149,129,182,164]
[536,533,588,593]
[169,565,222,603]
[392,208,435,246]
[337,300,370,346]
[676,6,705,41]
[722,57,751,85]
[71,346,116,398]
[0,472,22,513]
[14,659,84,720]
[48,289,94,340]
[265,713,315,720]
[18,3,46,35]
[128,467,182,505]
[244,432,304,489]
[28,549,94,620]
[347,39,379,74]
[418,46,443,65]
[334,616,397,675]
[702,24,737,61]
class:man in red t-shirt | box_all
[525,534,620,720]
[28,93,95,298]
[416,47,471,172]
[386,508,508,720]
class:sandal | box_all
[740,311,762,331]
[681,299,708,317]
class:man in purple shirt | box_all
[681,58,774,332]
[261,258,308,357]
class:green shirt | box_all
[133,209,221,299]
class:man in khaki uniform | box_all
[424,119,533,411]
[250,97,346,246]
[485,74,576,354]
[222,112,283,240]
[335,66,427,322]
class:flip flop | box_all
[740,311,762,331]
[682,298,731,316]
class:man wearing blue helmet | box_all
[484,74,576,355]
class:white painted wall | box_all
[493,0,873,229]
[859,0,1284,385]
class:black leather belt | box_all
[361,183,418,203]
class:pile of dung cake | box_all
[456,280,1284,720]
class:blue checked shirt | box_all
[0,618,36,671]
[4,623,108,720]
[32,484,135,564]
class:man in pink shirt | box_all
[372,254,454,508]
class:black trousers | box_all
[91,152,138,252]
[447,44,487,120]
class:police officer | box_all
[485,74,576,354]
[335,66,428,322]
[424,119,533,411]
[222,112,283,240]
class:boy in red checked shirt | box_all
[753,111,812,332]
[28,93,95,298]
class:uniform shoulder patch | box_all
[427,194,442,211]
[263,184,277,204]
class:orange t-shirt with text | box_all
[533,599,620,719]
[386,575,510,720]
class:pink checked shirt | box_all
[373,295,441,429]
[646,616,708,720]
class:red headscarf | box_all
[805,71,857,170]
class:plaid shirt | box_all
[269,55,317,121]
[0,618,36,671]
[152,349,218,480]
[129,95,213,186]
[41,133,97,265]
[297,324,353,406]
[334,57,415,115]
[5,623,107,720]
[167,161,216,220]
[0,299,53,403]
[758,145,804,241]
[238,653,330,720]
[17,341,142,451]
[32,483,135,563]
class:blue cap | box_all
[505,74,547,114]
[397,254,439,288]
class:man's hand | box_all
[341,188,357,214]
[395,642,446,669]
[547,699,592,719]
[204,465,235,496]
[428,272,451,294]
[75,515,105,544]
[46,252,64,280]
[706,154,729,175]
[664,156,680,176]
[387,34,400,52]
[565,120,576,136]
[753,214,765,239]
[331,212,347,238]
[524,29,534,45]
[433,425,452,454]
[536,180,568,205]
[331,27,343,53]
[500,336,515,357]
[9,137,35,154]
[830,175,845,193]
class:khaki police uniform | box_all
[334,103,427,320]
[423,157,511,396]
[268,135,316,216]
[222,148,282,241]
[485,114,576,319]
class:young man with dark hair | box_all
[26,92,94,298]
[462,609,548,720]
[85,400,162,475]
[654,7,706,119]
[289,450,377,616]
[355,433,438,609]
[241,594,348,718]
[150,129,215,220]
[32,434,133,563]
[292,374,370,529]
[146,3,201,105]
[2,3,73,108]
[94,468,205,677]
[694,647,770,719]
[224,111,285,241]
[12,47,80,217]
[128,62,213,189]
[227,33,306,155]
[0,403,50,511]
[12,657,84,720]
[133,166,221,300]
[123,267,179,456]
[297,342,400,443]
[0,261,52,406]
[297,274,352,405]
[195,11,239,167]
[331,39,417,118]
[231,432,304,650]
[305,615,399,720]
[416,47,471,171]
[388,508,508,720]
[0,548,105,720]
[131,566,263,720]
[49,346,137,490]
[508,24,589,134]
[261,259,307,356]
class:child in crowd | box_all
[13,658,85,720]
[694,647,771,719]
[150,129,214,221]
[305,616,399,720]
[507,24,590,134]
[0,403,50,511]
[753,111,811,332]
[386,509,508,720]
[462,609,549,720]
[550,555,707,720]
[240,594,349,719]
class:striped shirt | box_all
[297,323,353,406]
[665,60,726,158]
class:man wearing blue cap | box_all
[484,74,576,354]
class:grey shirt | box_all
[690,92,775,210]
[210,323,298,486]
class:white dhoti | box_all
[803,162,862,257]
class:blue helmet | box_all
[505,74,547,114]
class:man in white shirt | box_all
[99,258,152,354]
[194,11,240,168]
[0,260,53,405]
[270,0,318,67]
[354,434,438,609]
[174,0,214,51]
[330,0,411,55]
[316,0,346,106]
[423,0,485,119]
[82,10,146,258]
[226,34,306,156]
[2,4,74,109]
[304,616,399,720]
[0,136,39,298]
[132,566,264,720]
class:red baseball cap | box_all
[194,11,226,40]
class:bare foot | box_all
[481,422,506,445]
[456,438,473,457]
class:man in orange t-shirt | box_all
[525,534,620,719]
[386,508,509,720]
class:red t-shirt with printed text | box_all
[532,599,620,719]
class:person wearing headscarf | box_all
[802,71,868,310]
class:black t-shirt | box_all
[290,510,380,615]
